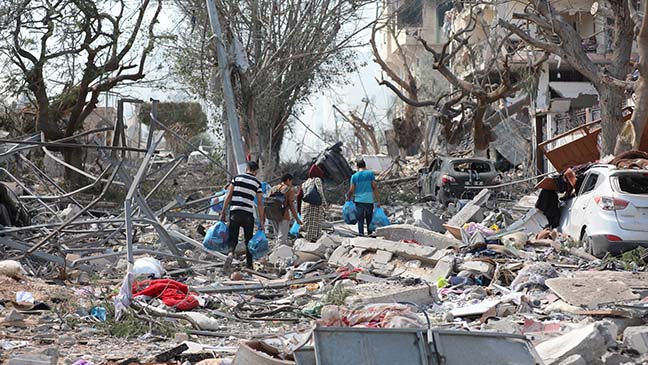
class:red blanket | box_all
[132,279,199,311]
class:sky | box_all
[280,48,394,162]
[112,2,395,162]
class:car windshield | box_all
[616,173,648,194]
[453,161,491,173]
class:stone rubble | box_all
[2,155,648,364]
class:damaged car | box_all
[559,164,648,257]
[418,157,500,205]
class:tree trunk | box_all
[63,146,85,188]
[629,0,648,151]
[598,86,626,155]
[473,103,490,157]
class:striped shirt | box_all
[230,173,262,215]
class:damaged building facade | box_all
[444,0,633,172]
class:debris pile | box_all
[2,136,648,364]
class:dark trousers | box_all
[228,210,255,267]
[356,202,374,236]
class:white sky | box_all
[117,3,395,162]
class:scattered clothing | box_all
[132,279,199,311]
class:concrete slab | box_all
[348,237,438,263]
[458,260,493,274]
[446,189,490,228]
[293,239,327,257]
[375,224,462,250]
[429,255,454,282]
[546,277,639,308]
[623,326,648,354]
[535,321,617,365]
[345,284,439,306]
[374,250,393,264]
[573,271,648,290]
[411,207,444,232]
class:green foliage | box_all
[138,101,208,138]
[617,247,648,270]
[98,301,178,338]
[322,285,355,306]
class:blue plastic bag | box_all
[91,306,107,321]
[248,230,269,259]
[203,221,229,252]
[369,207,390,232]
[342,201,358,224]
[209,189,227,213]
[289,214,302,237]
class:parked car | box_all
[418,157,499,205]
[559,164,648,257]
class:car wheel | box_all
[582,231,595,256]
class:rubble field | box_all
[3,150,648,365]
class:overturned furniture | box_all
[538,107,633,172]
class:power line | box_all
[292,113,327,142]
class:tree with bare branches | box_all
[332,104,380,154]
[373,5,546,156]
[370,20,423,158]
[172,0,373,177]
[0,0,162,185]
[498,0,635,154]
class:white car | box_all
[559,164,648,257]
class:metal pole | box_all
[205,0,247,173]
[147,99,158,150]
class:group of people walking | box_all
[219,159,379,268]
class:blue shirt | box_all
[351,170,375,204]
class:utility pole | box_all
[205,0,247,174]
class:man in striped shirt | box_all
[220,161,265,268]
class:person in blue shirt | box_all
[347,159,380,236]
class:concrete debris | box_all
[343,237,439,263]
[344,283,439,306]
[535,321,617,365]
[446,189,490,228]
[411,206,444,232]
[545,277,639,308]
[623,326,648,354]
[3,133,648,364]
[601,352,634,365]
[4,309,25,322]
[375,224,462,249]
[557,354,586,365]
[0,260,27,279]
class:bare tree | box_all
[332,104,380,154]
[499,0,634,154]
[374,6,546,156]
[622,0,648,151]
[0,0,162,185]
[370,21,422,158]
[172,0,372,177]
